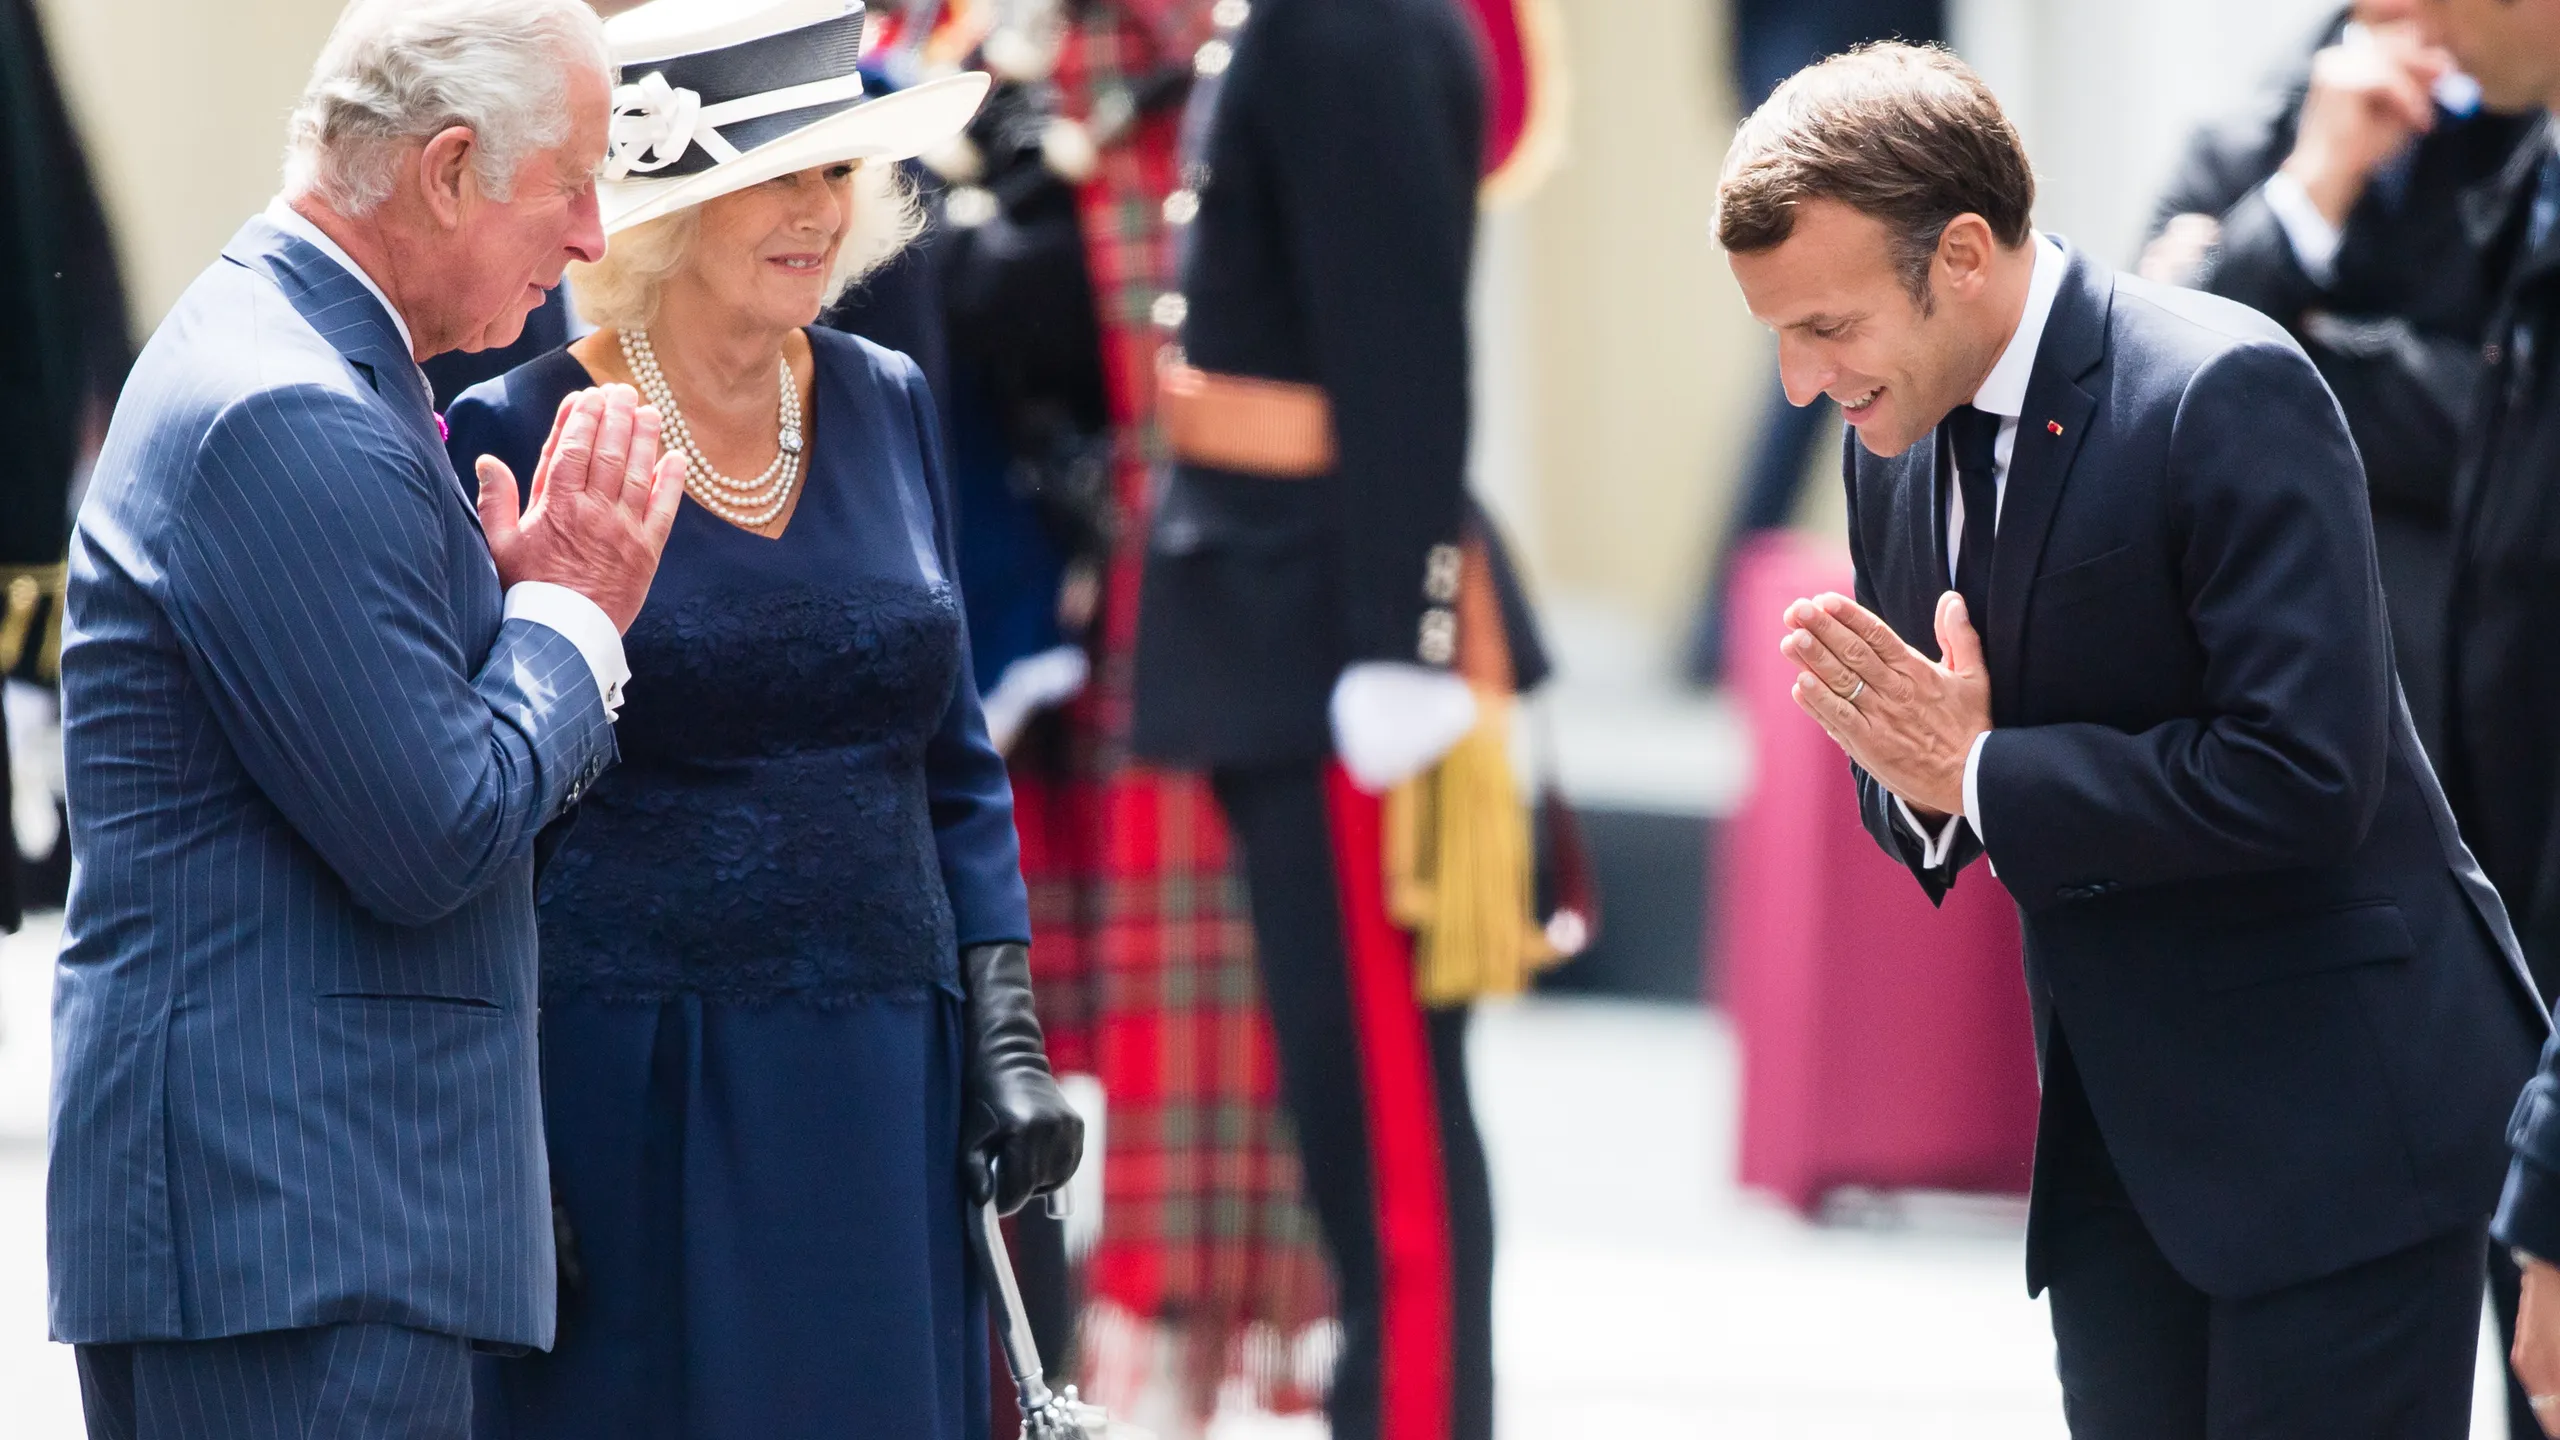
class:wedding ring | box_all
[1846,680,1866,703]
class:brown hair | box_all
[1716,43,2034,304]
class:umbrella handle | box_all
[973,1164,1060,1419]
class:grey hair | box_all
[283,0,613,216]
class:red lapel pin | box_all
[2047,420,2064,436]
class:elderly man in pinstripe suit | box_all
[44,3,687,1436]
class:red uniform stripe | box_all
[1324,764,1456,1440]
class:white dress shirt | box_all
[2259,170,2347,289]
[263,196,630,720]
[1894,233,2067,867]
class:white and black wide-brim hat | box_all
[599,0,989,235]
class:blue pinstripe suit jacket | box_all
[47,217,616,1348]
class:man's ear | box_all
[416,125,479,230]
[1935,213,1999,301]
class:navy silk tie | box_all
[1947,403,2002,633]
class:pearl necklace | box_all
[619,327,805,528]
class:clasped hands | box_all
[1780,590,1992,823]
[474,384,687,633]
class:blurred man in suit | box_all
[2143,11,2539,1429]
[1724,43,2544,1437]
[2142,0,2531,758]
[45,3,682,1436]
[2411,1,2560,1433]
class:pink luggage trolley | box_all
[1718,532,2041,1213]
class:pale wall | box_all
[36,0,349,333]
[1513,0,1750,648]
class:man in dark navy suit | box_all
[1721,43,2546,1436]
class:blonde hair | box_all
[571,161,923,331]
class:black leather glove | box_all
[961,941,1085,1216]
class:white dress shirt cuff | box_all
[1962,731,1990,848]
[1893,794,1967,870]
[504,582,629,720]
[2260,170,2344,288]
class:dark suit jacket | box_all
[2446,119,2560,983]
[2443,118,2560,1265]
[49,218,615,1347]
[1851,245,2546,1299]
[1128,0,1544,767]
[2146,5,2531,527]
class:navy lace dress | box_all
[445,329,1029,1440]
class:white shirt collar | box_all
[263,196,417,357]
[1969,232,2066,420]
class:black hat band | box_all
[606,5,870,181]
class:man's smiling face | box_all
[1728,197,1993,458]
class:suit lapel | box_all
[221,218,477,522]
[1984,247,2111,721]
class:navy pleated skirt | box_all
[472,991,989,1440]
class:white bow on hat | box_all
[607,70,879,182]
[606,72,710,180]
[596,0,988,235]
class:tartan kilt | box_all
[1015,0,1337,1419]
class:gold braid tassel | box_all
[1383,533,1568,1008]
[0,563,66,680]
[1384,693,1562,1007]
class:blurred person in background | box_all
[1730,43,2544,1437]
[2141,11,2540,1434]
[444,4,1082,1437]
[0,0,130,928]
[46,1,685,1435]
[849,4,1348,1432]
[1682,0,1945,683]
[2141,0,2531,761]
[2411,0,2560,1433]
[1128,0,1560,1435]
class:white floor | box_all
[0,917,2513,1439]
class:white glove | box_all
[978,645,1090,755]
[4,680,60,862]
[1329,662,1478,794]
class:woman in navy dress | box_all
[445,5,1074,1437]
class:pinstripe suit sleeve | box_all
[157,382,616,927]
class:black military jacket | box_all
[1129,0,1522,767]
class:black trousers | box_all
[1213,761,1495,1440]
[78,1324,476,1440]
[2040,1033,2488,1439]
